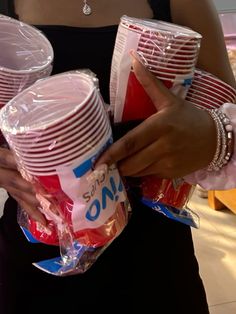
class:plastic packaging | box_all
[0,14,53,146]
[110,16,201,227]
[110,15,202,123]
[0,70,130,276]
[186,68,236,110]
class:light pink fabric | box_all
[184,103,236,190]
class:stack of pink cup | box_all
[0,14,53,108]
[110,15,202,122]
[0,71,127,248]
[186,69,236,109]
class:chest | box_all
[14,0,154,27]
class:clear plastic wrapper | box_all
[0,14,53,146]
[110,15,201,122]
[110,16,202,227]
[186,68,236,110]
[0,70,130,276]
[0,14,53,107]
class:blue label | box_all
[33,242,97,276]
[73,136,113,178]
[20,226,41,243]
[141,198,199,228]
[183,77,193,86]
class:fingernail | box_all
[129,50,148,75]
[90,164,108,183]
[129,49,142,63]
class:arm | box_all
[171,0,236,189]
[97,56,236,190]
[171,0,236,88]
[96,56,217,178]
[96,1,235,181]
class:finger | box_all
[130,50,177,110]
[130,162,168,178]
[117,140,162,176]
[131,158,190,179]
[13,195,47,226]
[96,114,166,166]
[0,168,35,194]
[129,160,175,178]
[7,185,39,208]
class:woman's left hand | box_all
[97,56,217,179]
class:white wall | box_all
[213,0,236,12]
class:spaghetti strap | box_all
[148,0,172,21]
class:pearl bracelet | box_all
[206,109,234,172]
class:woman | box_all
[0,0,235,313]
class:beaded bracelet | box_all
[206,109,234,172]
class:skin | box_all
[1,0,235,224]
[96,52,217,178]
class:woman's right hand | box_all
[0,147,46,225]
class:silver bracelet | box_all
[206,109,234,172]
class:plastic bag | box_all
[0,70,130,276]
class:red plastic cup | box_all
[121,70,190,121]
[29,171,127,247]
[141,175,193,209]
[121,71,157,121]
[28,217,59,245]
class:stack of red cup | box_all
[110,15,202,122]
[0,14,53,146]
[186,69,236,109]
[0,14,53,108]
[110,16,202,211]
[0,71,127,247]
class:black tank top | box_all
[0,4,210,313]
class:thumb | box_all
[130,50,177,111]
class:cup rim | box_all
[120,15,202,39]
[0,18,54,74]
[1,73,98,134]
